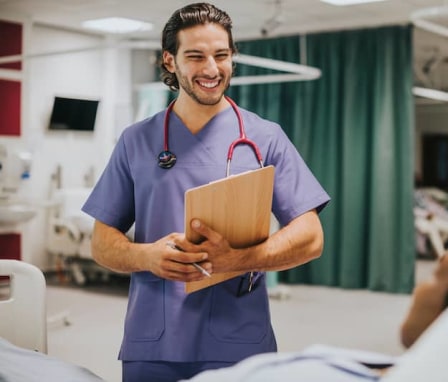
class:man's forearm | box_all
[90,220,149,273]
[236,209,324,273]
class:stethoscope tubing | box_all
[163,100,176,152]
[224,96,263,176]
[158,96,263,176]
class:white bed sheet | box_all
[0,338,104,382]
[182,344,395,382]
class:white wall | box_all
[3,22,144,269]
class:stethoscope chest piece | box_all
[158,150,177,169]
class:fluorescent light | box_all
[82,17,153,34]
[411,6,448,38]
[320,0,387,6]
[413,87,448,103]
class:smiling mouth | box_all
[197,80,220,89]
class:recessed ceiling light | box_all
[82,17,153,34]
[320,0,387,6]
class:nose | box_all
[202,56,219,77]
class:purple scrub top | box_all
[82,105,330,362]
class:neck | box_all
[172,95,230,134]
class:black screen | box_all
[49,96,100,131]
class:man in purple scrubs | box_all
[82,3,330,382]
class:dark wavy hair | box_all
[160,2,237,91]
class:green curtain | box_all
[227,25,415,293]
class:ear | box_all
[163,51,175,73]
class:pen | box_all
[166,242,212,278]
[190,262,212,278]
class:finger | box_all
[190,219,219,243]
[162,269,207,282]
[169,258,212,277]
[166,241,208,263]
[161,248,210,272]
[161,261,211,281]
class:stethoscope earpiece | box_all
[158,150,177,169]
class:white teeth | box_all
[199,81,218,88]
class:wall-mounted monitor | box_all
[48,96,100,131]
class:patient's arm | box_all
[400,255,448,348]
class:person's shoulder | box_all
[121,110,165,137]
[238,107,281,131]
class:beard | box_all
[175,64,231,106]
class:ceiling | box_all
[0,0,443,39]
[1,0,448,95]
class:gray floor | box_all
[45,259,434,382]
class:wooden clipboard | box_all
[184,165,275,293]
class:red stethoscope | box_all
[158,96,264,176]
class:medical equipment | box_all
[47,187,95,284]
[0,144,33,198]
[158,96,264,176]
[46,187,135,286]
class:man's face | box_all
[163,23,233,106]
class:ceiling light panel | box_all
[82,17,153,34]
[320,0,387,6]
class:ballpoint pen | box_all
[166,242,212,278]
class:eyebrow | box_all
[182,48,231,55]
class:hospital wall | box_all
[0,15,150,269]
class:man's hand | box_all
[91,220,213,281]
[178,219,239,273]
[148,234,212,281]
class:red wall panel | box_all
[0,233,21,260]
[0,20,22,70]
[0,20,22,136]
[0,79,21,135]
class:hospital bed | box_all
[414,188,448,259]
[0,259,47,353]
[183,309,448,382]
[46,187,94,256]
[46,187,111,285]
[0,259,104,381]
[2,260,448,381]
